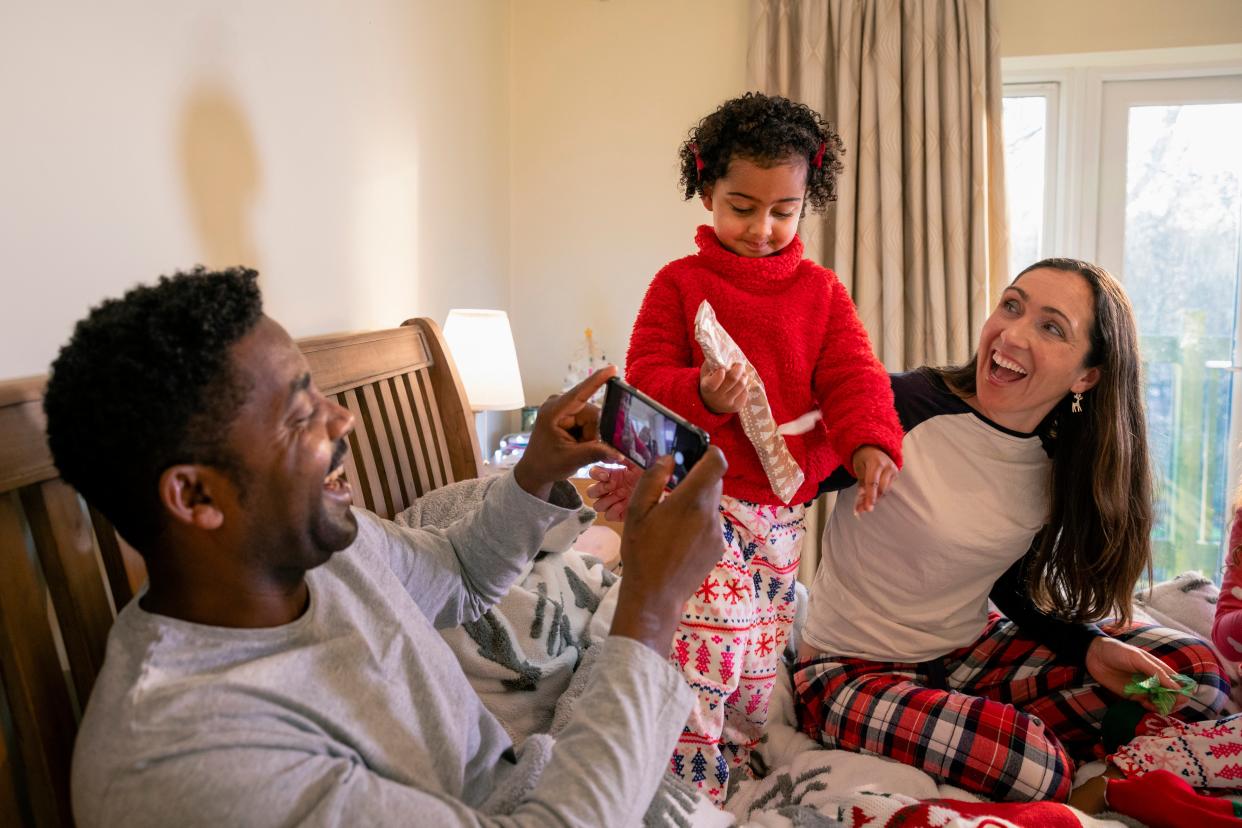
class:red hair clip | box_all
[690,142,705,174]
[813,141,826,169]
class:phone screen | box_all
[601,378,709,488]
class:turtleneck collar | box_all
[693,225,805,290]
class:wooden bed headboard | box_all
[0,316,481,827]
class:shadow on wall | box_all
[178,82,262,278]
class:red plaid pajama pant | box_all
[668,496,807,804]
[793,613,1228,802]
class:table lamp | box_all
[442,309,525,463]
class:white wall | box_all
[509,0,750,402]
[8,0,1240,408]
[998,0,1242,56]
[0,0,510,380]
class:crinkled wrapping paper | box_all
[694,300,804,504]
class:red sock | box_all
[881,799,1081,828]
[1108,769,1242,828]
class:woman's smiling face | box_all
[972,266,1102,433]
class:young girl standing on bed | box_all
[620,92,904,803]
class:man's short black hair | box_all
[44,266,263,550]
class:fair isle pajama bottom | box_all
[667,495,806,805]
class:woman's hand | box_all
[585,461,642,522]
[851,445,899,515]
[1085,636,1187,712]
[699,362,747,415]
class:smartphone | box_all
[599,377,710,488]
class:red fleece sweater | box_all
[625,226,904,505]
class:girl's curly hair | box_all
[678,92,845,213]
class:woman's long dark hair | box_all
[935,258,1152,624]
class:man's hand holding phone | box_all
[609,447,727,654]
[514,367,624,501]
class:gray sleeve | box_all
[86,638,697,828]
[398,476,584,531]
[361,473,580,629]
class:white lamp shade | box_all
[442,309,526,411]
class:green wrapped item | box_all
[1123,672,1197,715]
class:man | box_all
[45,267,728,826]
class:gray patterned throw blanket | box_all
[395,475,620,745]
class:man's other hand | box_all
[513,367,624,500]
[609,446,727,653]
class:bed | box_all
[0,313,1186,827]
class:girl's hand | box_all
[700,362,748,414]
[1086,636,1187,713]
[586,461,643,522]
[851,445,898,515]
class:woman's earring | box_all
[1071,392,1084,414]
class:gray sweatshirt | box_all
[71,473,695,826]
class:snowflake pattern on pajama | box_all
[667,495,806,804]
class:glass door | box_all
[1096,74,1242,582]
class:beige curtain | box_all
[750,0,1009,578]
[748,0,1008,371]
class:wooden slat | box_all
[0,378,56,494]
[0,494,75,827]
[21,481,113,706]
[0,680,32,826]
[334,392,366,512]
[359,383,402,518]
[404,372,447,490]
[376,378,414,513]
[300,327,432,396]
[418,371,458,486]
[340,389,385,516]
[89,506,138,610]
[403,318,481,481]
[390,373,432,498]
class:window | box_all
[1002,53,1242,582]
[1001,84,1057,277]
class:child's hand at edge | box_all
[699,362,747,414]
[586,461,643,522]
[1212,606,1242,660]
[852,445,899,516]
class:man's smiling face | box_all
[222,316,358,572]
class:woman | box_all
[590,258,1228,802]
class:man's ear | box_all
[700,183,714,211]
[159,465,225,531]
